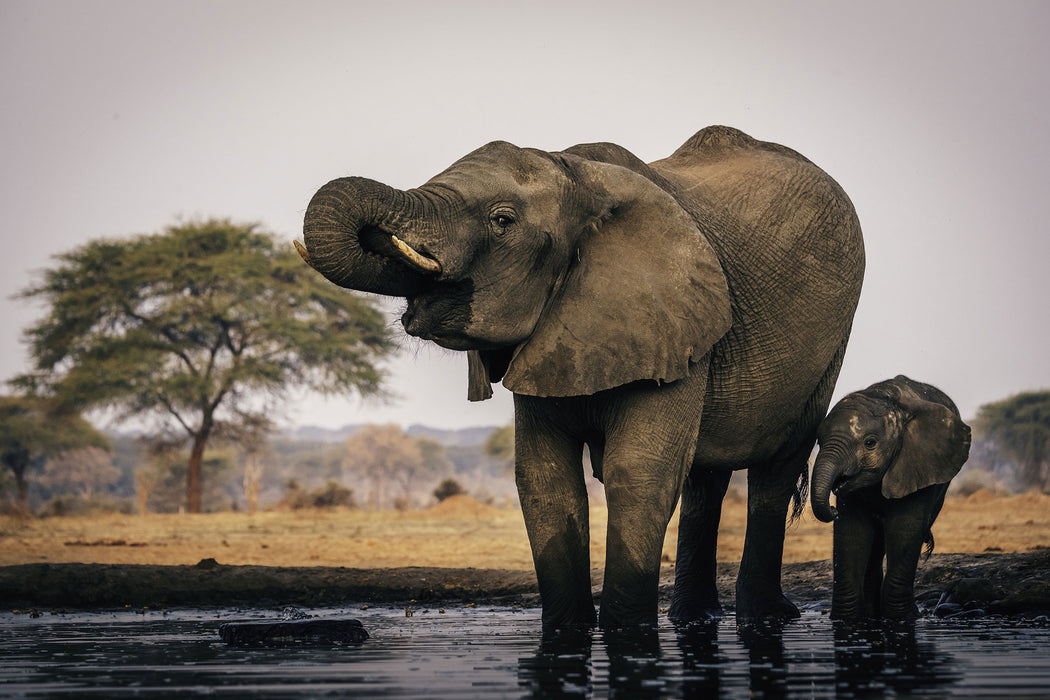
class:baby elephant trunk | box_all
[810,450,847,523]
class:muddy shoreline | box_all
[4,550,1049,618]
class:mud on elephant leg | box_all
[736,460,807,620]
[669,467,731,624]
[597,375,707,630]
[514,397,595,632]
[601,481,678,630]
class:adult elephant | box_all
[297,125,865,630]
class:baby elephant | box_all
[810,375,971,620]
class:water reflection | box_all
[519,626,667,698]
[521,615,966,699]
[737,618,792,697]
[519,627,593,696]
[674,620,723,697]
[4,608,1049,697]
[833,621,961,697]
[601,627,665,698]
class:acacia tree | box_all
[15,219,393,512]
[974,391,1050,492]
[0,395,108,511]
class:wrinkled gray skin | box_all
[299,126,865,630]
[811,376,971,620]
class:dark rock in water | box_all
[943,607,987,620]
[933,603,964,618]
[941,577,1004,605]
[988,578,1050,617]
[219,618,368,646]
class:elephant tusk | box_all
[293,240,316,269]
[391,235,442,275]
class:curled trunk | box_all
[300,177,441,297]
[810,451,846,522]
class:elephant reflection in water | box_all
[517,628,592,697]
[517,628,667,698]
[517,619,960,696]
[737,619,792,696]
[517,624,729,698]
[738,618,960,698]
[834,622,961,695]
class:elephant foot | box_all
[735,583,801,621]
[881,602,920,622]
[539,602,597,634]
[597,605,659,632]
[668,599,724,626]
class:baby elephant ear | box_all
[882,381,972,499]
[501,155,732,397]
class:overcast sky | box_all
[2,0,1048,432]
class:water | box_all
[2,605,1050,697]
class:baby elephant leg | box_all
[880,487,944,620]
[831,498,880,620]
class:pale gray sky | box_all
[2,0,1048,430]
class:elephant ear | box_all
[501,154,732,397]
[882,378,972,499]
[467,349,512,402]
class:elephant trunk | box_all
[300,177,442,297]
[810,449,847,523]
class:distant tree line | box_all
[0,418,516,515]
[952,391,1050,495]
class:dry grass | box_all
[2,491,1048,571]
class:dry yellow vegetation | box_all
[2,492,1048,571]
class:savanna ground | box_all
[2,491,1050,613]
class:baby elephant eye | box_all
[864,437,878,450]
[492,214,514,228]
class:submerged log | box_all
[219,618,369,646]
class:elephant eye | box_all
[490,208,517,232]
[864,437,878,450]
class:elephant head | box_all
[299,141,732,399]
[810,375,971,522]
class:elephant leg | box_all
[881,489,940,620]
[513,395,595,632]
[737,341,848,620]
[864,524,886,618]
[599,375,707,630]
[668,466,732,624]
[736,456,806,620]
[830,497,879,619]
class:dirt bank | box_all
[3,551,1049,619]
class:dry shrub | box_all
[433,478,466,502]
[279,480,356,510]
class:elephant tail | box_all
[790,468,809,524]
[923,530,936,561]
